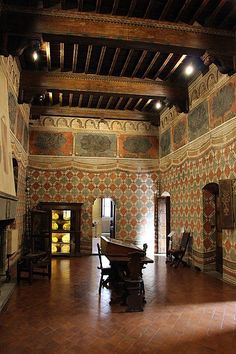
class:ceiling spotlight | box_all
[32,51,39,61]
[185,63,194,76]
[155,101,162,110]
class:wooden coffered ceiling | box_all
[1,0,236,125]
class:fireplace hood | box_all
[0,192,17,224]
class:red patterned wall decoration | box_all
[28,165,158,254]
[30,131,73,156]
[160,117,236,284]
[202,188,217,268]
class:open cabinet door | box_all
[155,196,170,254]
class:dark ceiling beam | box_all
[144,0,153,19]
[108,47,120,75]
[20,70,184,99]
[20,71,189,112]
[30,105,157,123]
[190,0,210,24]
[96,45,106,74]
[111,0,119,15]
[219,4,236,29]
[77,0,83,11]
[72,43,79,72]
[205,0,227,27]
[45,41,51,70]
[127,0,136,17]
[2,6,236,56]
[95,0,101,13]
[60,42,64,71]
[159,0,175,20]
[175,0,193,23]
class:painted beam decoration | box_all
[75,133,117,157]
[119,135,158,159]
[30,131,73,156]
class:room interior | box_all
[0,0,236,351]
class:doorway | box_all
[92,197,115,254]
[202,183,222,273]
[155,193,170,255]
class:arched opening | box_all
[92,197,116,254]
[12,158,18,194]
[202,183,222,273]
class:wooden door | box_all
[216,195,223,273]
[155,196,170,254]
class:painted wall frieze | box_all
[160,65,230,132]
[32,116,156,134]
[160,116,236,171]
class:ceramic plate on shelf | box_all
[52,221,58,230]
[63,210,71,220]
[52,211,59,220]
[52,245,57,253]
[62,234,70,243]
[63,222,70,231]
[61,244,70,253]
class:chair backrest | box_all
[97,243,103,269]
[143,243,148,255]
[179,232,190,252]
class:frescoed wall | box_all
[119,135,158,159]
[30,131,73,156]
[29,118,159,253]
[75,133,117,157]
[160,66,236,284]
[0,55,30,267]
[28,163,158,253]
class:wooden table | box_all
[105,253,153,311]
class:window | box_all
[102,198,112,217]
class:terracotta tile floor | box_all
[0,255,236,354]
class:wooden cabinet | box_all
[38,202,82,256]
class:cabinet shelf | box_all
[52,241,70,245]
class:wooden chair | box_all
[124,252,145,312]
[17,251,51,284]
[17,233,51,284]
[168,232,191,268]
[97,243,111,295]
